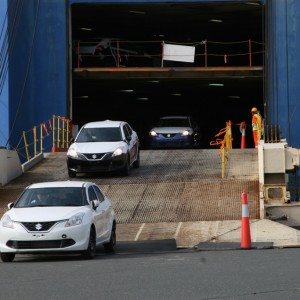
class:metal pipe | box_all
[23,131,30,161]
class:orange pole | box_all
[117,40,120,67]
[33,126,37,157]
[204,40,207,67]
[77,40,80,68]
[248,39,252,67]
[241,192,252,249]
[161,41,164,67]
[52,115,56,152]
[240,122,247,149]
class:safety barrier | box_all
[75,39,264,68]
[210,120,249,178]
[210,120,233,178]
[16,115,72,162]
[51,115,73,153]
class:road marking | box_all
[174,222,182,239]
[134,223,145,241]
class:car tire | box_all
[132,150,140,168]
[104,226,116,253]
[68,169,76,178]
[1,252,15,263]
[81,228,96,260]
[121,155,130,176]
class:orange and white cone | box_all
[240,122,247,149]
[241,192,251,249]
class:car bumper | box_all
[67,153,127,173]
[150,135,194,148]
[0,221,90,253]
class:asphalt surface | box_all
[1,243,300,300]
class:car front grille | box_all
[161,133,177,138]
[83,153,106,160]
[6,239,76,249]
[21,221,58,232]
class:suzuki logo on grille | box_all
[92,154,97,159]
[167,134,171,137]
[35,223,42,231]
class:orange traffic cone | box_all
[240,122,247,149]
[241,192,251,249]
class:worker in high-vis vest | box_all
[251,107,263,148]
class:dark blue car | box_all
[149,116,201,149]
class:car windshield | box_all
[157,118,190,127]
[14,187,86,208]
[76,127,122,143]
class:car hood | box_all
[6,206,88,222]
[70,141,125,153]
[151,127,192,134]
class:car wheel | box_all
[81,228,96,260]
[121,156,130,176]
[1,252,15,263]
[132,150,140,168]
[104,226,116,253]
[68,169,76,178]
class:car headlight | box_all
[65,212,85,227]
[67,147,78,158]
[150,130,157,136]
[112,147,123,157]
[1,215,14,229]
[182,130,191,136]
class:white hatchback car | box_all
[67,120,140,177]
[0,181,116,262]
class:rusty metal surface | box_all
[0,149,259,223]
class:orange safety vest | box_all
[252,112,263,147]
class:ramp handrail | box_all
[210,120,233,178]
[16,115,72,162]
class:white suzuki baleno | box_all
[0,181,116,262]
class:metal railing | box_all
[74,39,264,68]
[210,121,233,178]
[16,115,72,162]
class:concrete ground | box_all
[1,150,300,250]
[117,219,300,249]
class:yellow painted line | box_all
[134,223,145,241]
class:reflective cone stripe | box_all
[241,192,251,249]
[240,122,247,149]
[241,127,246,149]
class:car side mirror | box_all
[70,137,75,144]
[92,200,100,209]
[7,202,14,209]
[126,135,132,142]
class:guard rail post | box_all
[52,115,55,152]
[40,123,43,153]
[62,117,65,149]
[33,126,37,157]
[23,131,30,161]
[57,116,60,149]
